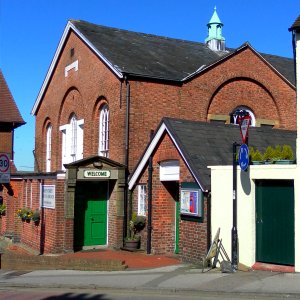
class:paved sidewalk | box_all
[1,265,300,298]
[1,239,300,297]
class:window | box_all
[46,124,52,172]
[230,107,256,127]
[138,184,147,216]
[99,104,109,157]
[60,114,84,169]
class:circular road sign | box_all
[0,153,10,173]
[239,144,249,171]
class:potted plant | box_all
[32,209,41,224]
[16,207,33,222]
[263,146,275,164]
[273,145,282,161]
[124,212,146,250]
[275,144,294,164]
[0,204,6,217]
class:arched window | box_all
[230,107,256,127]
[99,104,109,157]
[60,113,84,169]
[46,124,52,172]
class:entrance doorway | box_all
[256,180,294,265]
[74,181,108,249]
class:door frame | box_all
[255,179,295,266]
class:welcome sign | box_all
[84,170,111,178]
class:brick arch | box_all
[58,87,84,126]
[42,117,52,137]
[91,96,109,155]
[207,77,280,124]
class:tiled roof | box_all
[0,69,25,128]
[289,15,300,31]
[163,118,296,191]
[71,20,295,85]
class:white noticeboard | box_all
[0,153,10,183]
[41,185,56,209]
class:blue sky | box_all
[0,0,298,170]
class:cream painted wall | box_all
[294,28,300,272]
[209,164,296,269]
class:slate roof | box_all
[0,69,25,128]
[71,20,295,85]
[163,118,296,191]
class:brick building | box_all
[3,9,296,260]
[128,118,296,262]
[0,69,25,238]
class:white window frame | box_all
[99,104,109,157]
[60,117,84,170]
[138,184,147,216]
[46,124,52,172]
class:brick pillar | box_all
[64,167,77,252]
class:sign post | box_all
[0,153,10,184]
[231,110,251,271]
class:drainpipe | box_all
[147,130,154,254]
[11,123,15,161]
[123,76,130,242]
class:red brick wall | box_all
[0,180,22,239]
[133,133,208,262]
[2,178,66,254]
[34,31,126,172]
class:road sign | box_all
[238,115,251,144]
[0,153,10,183]
[239,144,249,171]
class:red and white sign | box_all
[238,115,251,144]
[0,153,10,183]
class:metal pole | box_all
[232,142,239,271]
[147,130,154,254]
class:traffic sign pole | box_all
[232,142,239,271]
[231,111,251,272]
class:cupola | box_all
[205,6,226,51]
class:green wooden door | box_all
[74,181,108,248]
[256,180,294,265]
